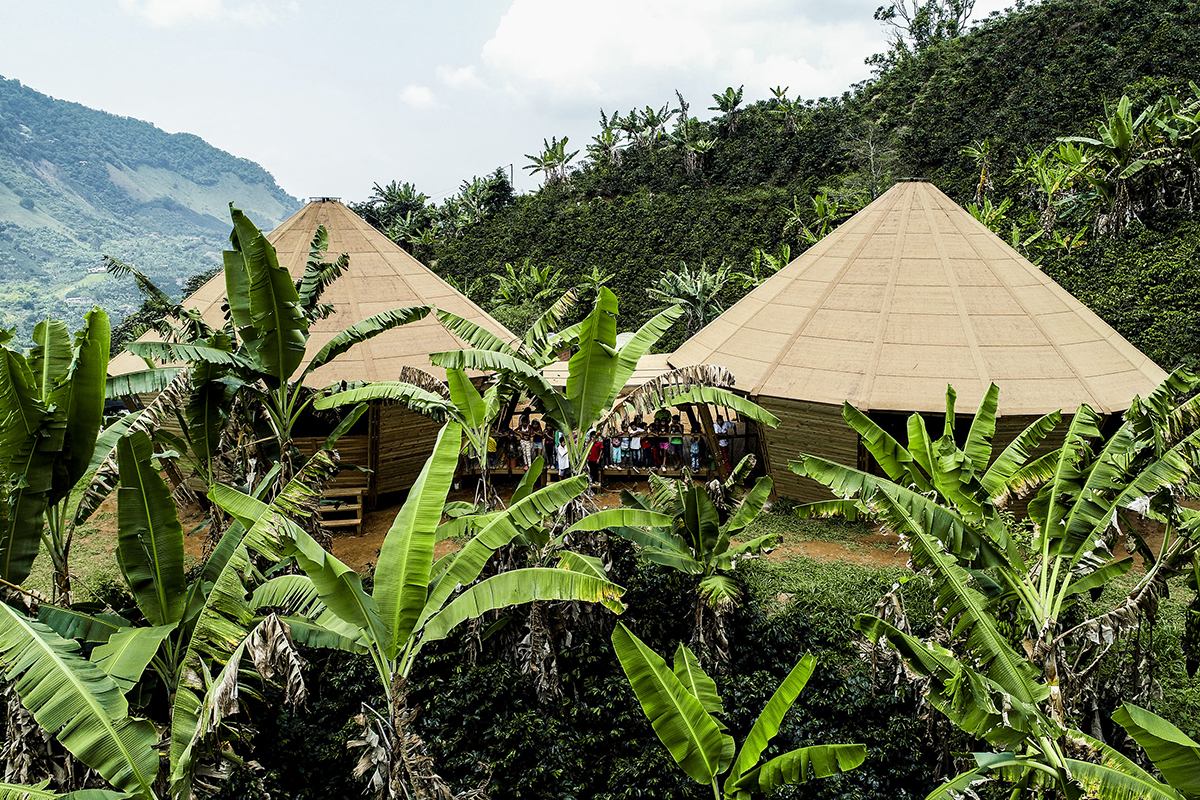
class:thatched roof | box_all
[669,181,1166,415]
[109,199,515,385]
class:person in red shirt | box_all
[586,430,604,485]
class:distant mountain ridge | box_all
[0,74,300,334]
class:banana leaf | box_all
[0,604,159,795]
[566,287,621,433]
[1113,703,1200,798]
[376,423,461,657]
[116,431,187,626]
[229,205,308,385]
[61,308,109,490]
[419,567,625,649]
[90,624,175,693]
[611,622,732,785]
[673,645,723,717]
[302,305,431,380]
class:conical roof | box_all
[669,182,1165,415]
[109,199,516,385]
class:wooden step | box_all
[320,503,362,513]
[322,518,363,529]
[324,487,366,498]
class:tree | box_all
[611,622,867,799]
[648,260,739,337]
[874,0,975,56]
[790,373,1200,799]
[0,433,330,798]
[489,257,565,331]
[709,86,745,136]
[0,309,109,599]
[523,136,579,185]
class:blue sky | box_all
[4,0,1014,202]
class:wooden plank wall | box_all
[293,436,371,489]
[759,396,858,504]
[375,404,442,497]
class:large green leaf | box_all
[417,476,589,628]
[61,308,110,490]
[376,423,462,658]
[0,347,51,584]
[734,744,868,797]
[37,605,129,644]
[116,431,186,627]
[673,645,722,717]
[1068,730,1185,800]
[1113,704,1200,799]
[314,382,451,417]
[842,403,931,490]
[565,508,676,533]
[724,476,773,535]
[435,309,520,356]
[30,318,72,401]
[419,567,626,650]
[90,624,175,693]
[229,205,308,385]
[726,653,816,792]
[445,368,486,429]
[302,306,432,380]
[566,287,620,433]
[684,487,721,566]
[429,348,575,434]
[0,604,158,795]
[125,340,252,370]
[964,384,1000,469]
[981,411,1063,498]
[611,622,730,785]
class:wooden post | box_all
[693,403,728,480]
[366,402,381,511]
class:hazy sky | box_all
[3,0,1015,203]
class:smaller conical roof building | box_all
[669,181,1167,501]
[109,198,516,503]
[109,198,515,385]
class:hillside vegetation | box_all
[355,0,1200,363]
[0,75,299,335]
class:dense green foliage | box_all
[221,544,941,800]
[0,75,299,337]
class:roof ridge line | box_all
[855,183,913,410]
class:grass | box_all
[24,510,200,605]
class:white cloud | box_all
[480,0,883,109]
[116,0,288,26]
[437,65,485,89]
[399,84,440,109]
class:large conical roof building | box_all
[109,198,515,385]
[669,181,1167,500]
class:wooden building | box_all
[668,182,1167,501]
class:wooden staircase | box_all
[318,486,366,536]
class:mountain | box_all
[0,75,300,334]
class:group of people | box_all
[483,410,735,478]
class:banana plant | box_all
[0,309,109,597]
[1,431,323,799]
[612,622,866,799]
[208,421,627,797]
[609,459,776,662]
[113,207,431,488]
[790,371,1200,798]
